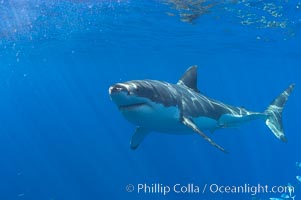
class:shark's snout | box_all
[109,82,147,109]
[109,82,141,97]
[109,84,129,95]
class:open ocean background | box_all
[0,0,300,199]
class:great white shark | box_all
[109,66,294,153]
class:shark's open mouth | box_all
[119,103,147,110]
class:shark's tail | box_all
[264,84,295,142]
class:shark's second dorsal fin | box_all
[177,65,200,93]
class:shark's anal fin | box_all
[130,127,150,150]
[181,116,228,153]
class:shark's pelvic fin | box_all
[177,65,200,93]
[181,116,228,153]
[265,84,295,142]
[130,127,150,150]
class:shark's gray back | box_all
[128,79,242,121]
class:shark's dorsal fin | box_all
[177,65,200,93]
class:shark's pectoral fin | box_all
[181,116,228,153]
[130,127,150,150]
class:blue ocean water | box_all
[0,0,300,199]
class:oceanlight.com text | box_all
[125,183,295,196]
[208,183,294,196]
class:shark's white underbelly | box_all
[121,103,219,134]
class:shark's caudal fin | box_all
[265,84,295,142]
